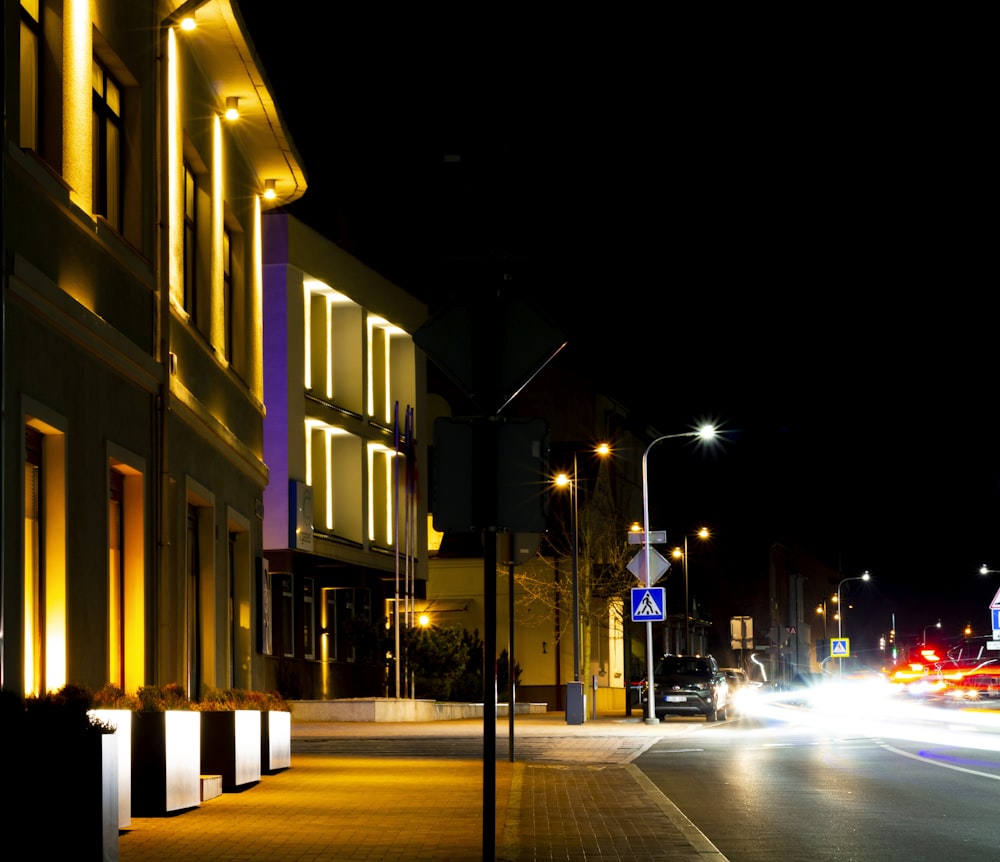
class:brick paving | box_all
[117,713,729,861]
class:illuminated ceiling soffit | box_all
[169,0,307,207]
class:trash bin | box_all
[565,681,585,725]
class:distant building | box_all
[425,360,653,712]
[260,213,427,699]
[2,0,304,698]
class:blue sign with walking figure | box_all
[631,587,666,622]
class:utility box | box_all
[565,681,585,725]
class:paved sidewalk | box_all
[118,711,728,861]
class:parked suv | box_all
[647,654,729,721]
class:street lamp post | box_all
[923,620,941,642]
[555,444,610,725]
[836,571,871,676]
[672,528,710,655]
[640,425,717,725]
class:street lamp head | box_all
[554,473,571,489]
[861,571,871,582]
[696,424,716,440]
[696,527,710,540]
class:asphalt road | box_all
[634,701,1000,862]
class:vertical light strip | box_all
[383,336,391,423]
[63,0,92,213]
[167,28,183,303]
[303,284,312,391]
[366,318,374,418]
[252,193,263,399]
[304,424,313,486]
[384,450,393,545]
[366,444,375,541]
[211,116,224,349]
[325,296,334,400]
[324,431,333,530]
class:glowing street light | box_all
[671,527,711,654]
[836,571,870,677]
[836,571,871,640]
[640,424,718,725]
[554,443,610,725]
[980,565,1000,575]
[923,619,941,642]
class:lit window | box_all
[183,163,197,322]
[109,460,145,693]
[24,421,67,695]
[92,57,122,230]
[24,426,43,693]
[19,1,40,150]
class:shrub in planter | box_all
[16,686,120,861]
[130,684,201,816]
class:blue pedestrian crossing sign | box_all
[631,587,666,622]
[831,637,850,658]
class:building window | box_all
[183,163,198,323]
[19,0,40,151]
[24,426,43,693]
[109,459,145,693]
[303,578,315,660]
[109,469,124,687]
[24,420,67,695]
[92,57,122,230]
[328,587,371,663]
[227,522,252,690]
[280,574,295,658]
[186,504,202,695]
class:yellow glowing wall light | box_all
[64,0,92,213]
[304,420,349,531]
[367,443,398,544]
[366,315,406,421]
[211,115,225,349]
[167,27,183,304]
[303,279,351,397]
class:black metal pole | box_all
[483,530,497,860]
[508,561,515,761]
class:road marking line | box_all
[879,741,1000,781]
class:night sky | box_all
[237,4,998,651]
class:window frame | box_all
[92,56,123,230]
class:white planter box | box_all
[201,709,261,790]
[262,710,291,772]
[132,711,201,815]
[91,708,131,828]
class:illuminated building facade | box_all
[2,0,304,698]
[261,213,427,699]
